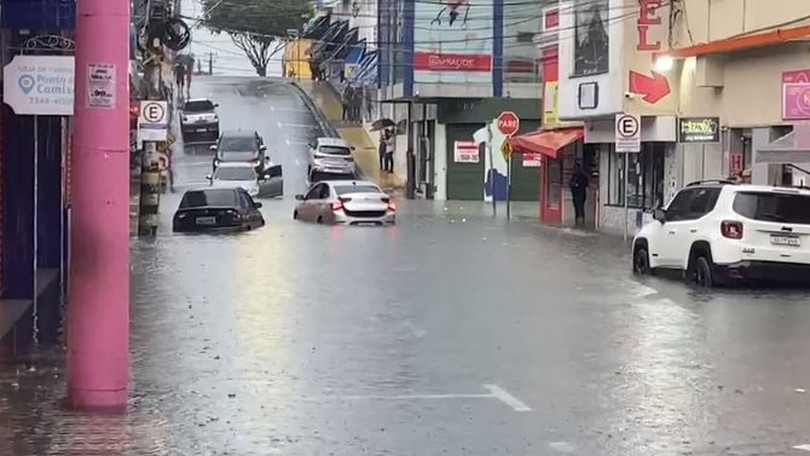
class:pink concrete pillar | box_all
[68,0,131,410]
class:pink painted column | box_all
[68,0,131,410]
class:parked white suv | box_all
[632,180,810,287]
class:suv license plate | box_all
[196,216,217,225]
[771,235,801,246]
[196,128,207,132]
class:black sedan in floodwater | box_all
[173,188,265,233]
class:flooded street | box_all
[4,78,810,455]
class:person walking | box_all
[185,62,193,98]
[174,62,186,100]
[569,162,589,227]
[341,85,352,121]
[384,128,396,174]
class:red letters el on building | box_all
[636,0,662,51]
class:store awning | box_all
[756,125,810,163]
[511,127,584,159]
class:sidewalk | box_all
[295,80,405,192]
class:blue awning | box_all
[3,0,75,29]
[345,45,364,66]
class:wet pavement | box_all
[4,77,810,455]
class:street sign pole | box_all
[487,125,496,217]
[507,153,512,220]
[614,113,641,241]
[623,152,629,241]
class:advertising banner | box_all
[413,0,493,84]
[454,140,480,163]
[782,69,810,120]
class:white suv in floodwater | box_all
[632,180,810,287]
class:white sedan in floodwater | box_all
[293,180,395,226]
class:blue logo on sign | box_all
[18,74,35,94]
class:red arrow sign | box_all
[629,70,671,104]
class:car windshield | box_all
[179,190,236,208]
[334,185,381,195]
[732,191,810,224]
[219,136,258,152]
[184,100,215,112]
[214,167,256,181]
[320,145,351,155]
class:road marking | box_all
[484,384,532,412]
[630,283,658,298]
[794,444,810,451]
[279,122,317,129]
[308,393,493,401]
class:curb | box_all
[288,81,339,138]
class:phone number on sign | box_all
[28,96,72,106]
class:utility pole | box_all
[209,52,213,75]
[68,0,131,410]
[138,0,169,236]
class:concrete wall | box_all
[673,0,810,45]
[677,44,810,127]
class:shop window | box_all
[607,143,665,209]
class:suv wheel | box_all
[689,256,714,288]
[632,245,652,275]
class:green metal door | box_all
[446,123,485,200]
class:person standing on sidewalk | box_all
[379,130,388,171]
[384,129,396,174]
[569,163,589,227]
[342,85,353,121]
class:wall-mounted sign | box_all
[782,69,810,120]
[453,140,479,163]
[3,55,74,115]
[523,153,542,167]
[615,113,641,153]
[678,117,720,143]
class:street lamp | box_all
[654,55,674,72]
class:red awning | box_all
[511,127,584,160]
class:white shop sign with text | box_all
[3,55,75,116]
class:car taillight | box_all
[331,201,343,211]
[226,210,241,224]
[721,220,743,239]
[387,200,396,211]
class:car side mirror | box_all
[350,146,356,151]
[205,174,212,180]
[295,194,305,201]
[209,145,217,151]
[267,164,283,178]
[254,201,263,209]
[260,145,267,152]
[653,208,666,223]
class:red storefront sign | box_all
[413,52,492,72]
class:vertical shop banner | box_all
[413,0,493,84]
[573,0,609,76]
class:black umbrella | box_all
[371,118,396,131]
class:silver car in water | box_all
[293,180,396,225]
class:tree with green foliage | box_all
[201,0,312,77]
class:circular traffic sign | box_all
[497,111,520,137]
[142,101,165,123]
[616,114,639,138]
